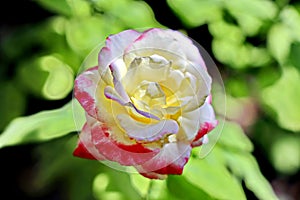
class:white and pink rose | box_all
[73,28,217,179]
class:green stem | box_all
[145,180,154,200]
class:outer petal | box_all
[86,116,160,166]
[136,142,192,176]
[74,66,99,119]
[135,166,167,180]
[125,28,206,68]
[191,99,218,147]
[98,30,141,73]
[73,122,105,160]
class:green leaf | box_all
[40,55,74,100]
[218,121,253,152]
[212,38,270,68]
[0,102,77,148]
[36,0,91,17]
[280,6,300,41]
[184,148,246,200]
[33,135,100,200]
[224,0,277,36]
[262,67,300,132]
[209,21,245,43]
[167,0,223,27]
[225,0,277,20]
[271,135,300,174]
[107,0,162,28]
[35,0,73,16]
[290,42,300,71]
[130,173,151,198]
[0,82,26,130]
[99,168,142,200]
[65,16,123,55]
[17,58,49,97]
[267,23,292,64]
[167,176,214,200]
[224,152,279,200]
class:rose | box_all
[73,28,217,179]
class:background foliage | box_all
[0,0,299,199]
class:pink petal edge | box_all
[74,66,99,119]
[88,116,160,166]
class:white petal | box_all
[98,30,141,72]
[117,114,179,142]
[178,108,202,140]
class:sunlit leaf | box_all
[225,0,277,20]
[234,13,263,36]
[130,173,151,198]
[65,16,123,54]
[271,136,300,174]
[167,176,214,200]
[267,23,292,64]
[0,102,76,148]
[213,38,270,68]
[218,121,253,152]
[146,179,169,200]
[184,148,246,200]
[209,21,245,43]
[224,152,279,200]
[36,0,73,16]
[67,0,91,17]
[40,55,74,100]
[167,0,223,27]
[280,6,300,41]
[107,0,162,28]
[225,0,277,35]
[262,67,300,132]
[101,169,142,200]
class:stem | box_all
[145,180,154,200]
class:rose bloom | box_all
[73,28,217,179]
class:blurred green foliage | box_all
[1,0,300,199]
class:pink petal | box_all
[73,140,97,160]
[87,116,160,166]
[191,122,216,147]
[136,142,192,175]
[136,166,167,180]
[191,100,218,147]
[98,30,141,72]
[74,66,99,119]
[73,122,106,160]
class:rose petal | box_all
[73,122,105,160]
[136,142,191,175]
[135,166,168,180]
[87,116,160,166]
[121,56,171,95]
[109,61,131,102]
[191,100,218,147]
[117,114,179,142]
[104,85,128,105]
[178,108,202,140]
[74,66,100,119]
[98,30,141,73]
